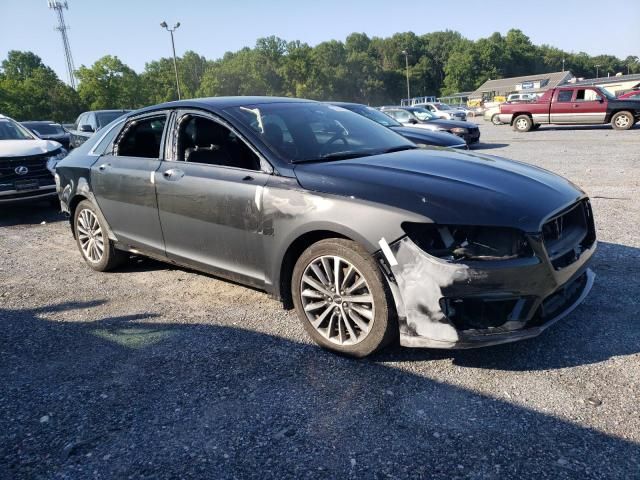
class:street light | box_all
[401,50,410,102]
[595,64,601,79]
[160,21,182,100]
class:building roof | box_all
[470,71,574,98]
[566,73,640,87]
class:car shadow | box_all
[0,201,65,227]
[540,124,640,131]
[374,241,640,372]
[0,299,638,479]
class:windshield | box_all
[411,108,438,121]
[226,102,415,163]
[96,111,128,127]
[0,119,35,140]
[23,123,64,135]
[597,87,616,100]
[342,105,402,127]
[434,103,451,110]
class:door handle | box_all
[98,163,111,171]
[162,168,184,180]
[242,175,254,181]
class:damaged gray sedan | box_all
[54,97,596,357]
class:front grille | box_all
[0,152,54,192]
[542,200,595,269]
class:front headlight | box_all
[46,148,67,173]
[402,223,533,261]
[450,127,466,134]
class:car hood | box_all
[389,126,466,147]
[293,149,585,232]
[0,139,62,157]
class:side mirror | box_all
[409,118,418,124]
[79,124,94,133]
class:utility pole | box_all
[48,0,76,88]
[562,57,565,72]
[595,64,601,79]
[402,50,410,102]
[160,21,182,100]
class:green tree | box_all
[76,55,142,110]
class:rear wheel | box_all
[513,115,532,132]
[611,111,634,130]
[73,200,126,271]
[292,238,395,357]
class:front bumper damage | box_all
[379,224,596,349]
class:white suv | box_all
[417,103,467,121]
[0,114,67,204]
[507,93,537,102]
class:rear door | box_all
[90,111,170,257]
[155,110,271,287]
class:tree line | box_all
[1,29,638,122]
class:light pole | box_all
[401,50,411,102]
[160,21,181,100]
[595,64,601,79]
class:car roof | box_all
[134,96,317,116]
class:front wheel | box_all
[611,111,634,130]
[513,115,532,132]
[73,200,126,271]
[291,239,396,357]
[491,114,502,125]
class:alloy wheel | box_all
[300,255,375,346]
[77,208,104,263]
[615,115,630,129]
[516,118,529,130]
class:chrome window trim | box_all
[88,118,127,156]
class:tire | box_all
[611,111,634,130]
[73,200,126,271]
[291,238,396,357]
[513,115,532,132]
[491,114,502,125]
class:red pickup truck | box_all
[499,86,640,132]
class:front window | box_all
[411,108,438,121]
[226,103,414,163]
[575,89,602,102]
[0,119,35,140]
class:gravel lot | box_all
[1,121,639,479]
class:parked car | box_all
[69,109,130,148]
[617,90,640,100]
[0,114,67,204]
[22,121,71,149]
[416,102,467,121]
[507,93,537,102]
[380,106,480,145]
[483,106,503,125]
[327,102,467,149]
[55,97,595,357]
[499,86,640,131]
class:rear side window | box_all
[557,90,574,102]
[115,115,167,158]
